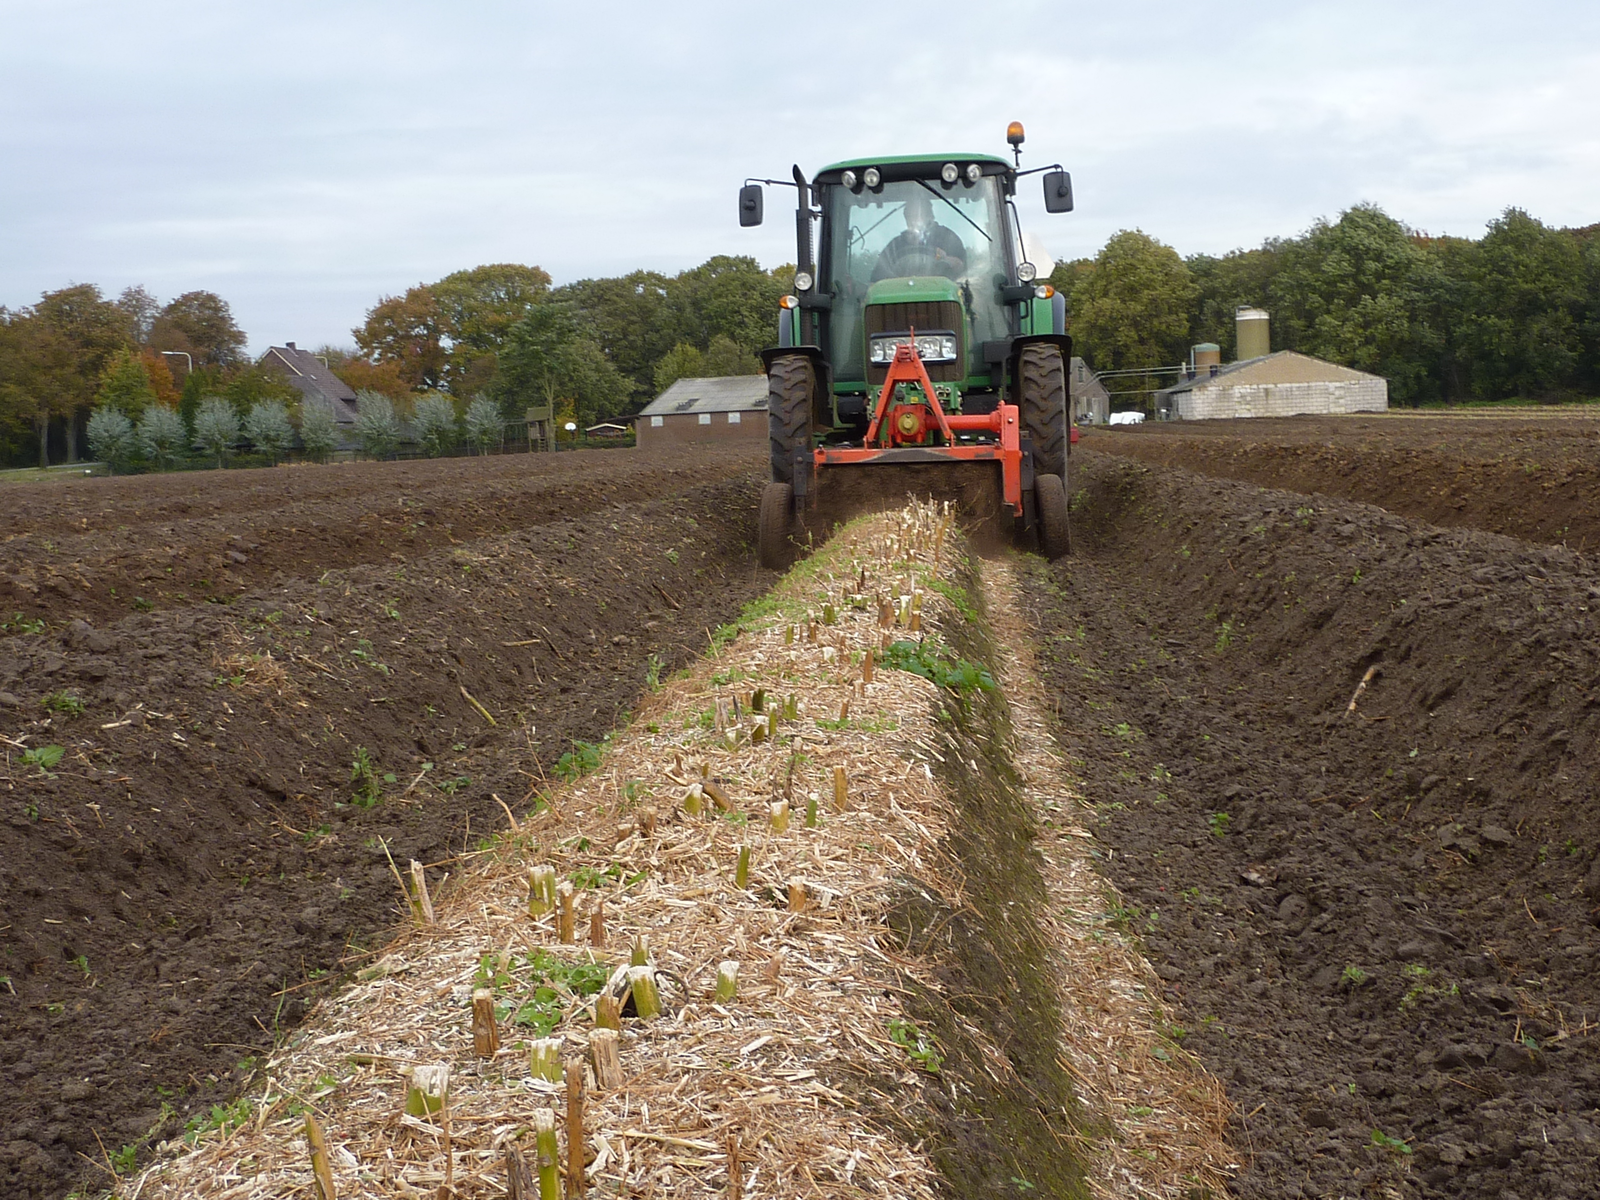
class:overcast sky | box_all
[2,0,1596,355]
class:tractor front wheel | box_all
[758,481,794,570]
[1019,343,1068,480]
[1036,472,1072,560]
[767,354,815,489]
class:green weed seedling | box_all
[1341,965,1370,989]
[349,747,392,808]
[349,639,390,675]
[22,744,64,776]
[1,612,45,635]
[881,639,994,695]
[555,739,604,782]
[41,692,86,717]
[486,950,613,1036]
[184,1098,252,1145]
[1370,1129,1412,1156]
[1207,812,1230,838]
[887,1017,943,1073]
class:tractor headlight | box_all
[794,270,813,292]
[964,162,982,184]
[863,166,881,188]
[1017,261,1037,282]
[940,162,959,185]
[841,169,858,190]
[868,333,959,365]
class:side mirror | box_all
[1043,170,1073,214]
[739,183,764,227]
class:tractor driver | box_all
[872,191,966,282]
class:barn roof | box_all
[639,375,767,416]
[1159,351,1382,397]
[259,343,360,423]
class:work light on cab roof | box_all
[737,123,1080,570]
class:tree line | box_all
[0,256,793,469]
[4,203,1594,469]
[1054,205,1600,405]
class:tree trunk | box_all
[37,416,49,468]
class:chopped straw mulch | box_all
[128,501,1232,1200]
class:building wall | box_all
[1176,378,1388,420]
[635,410,767,448]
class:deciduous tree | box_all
[353,286,446,390]
[1069,231,1196,371]
[151,291,247,366]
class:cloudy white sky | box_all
[2,0,1596,354]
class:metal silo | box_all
[1236,307,1270,360]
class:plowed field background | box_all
[1041,428,1600,1198]
[1088,411,1600,552]
[0,446,770,1200]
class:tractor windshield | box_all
[822,176,1012,383]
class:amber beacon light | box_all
[1006,121,1025,147]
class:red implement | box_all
[814,334,1026,515]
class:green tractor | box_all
[739,121,1077,569]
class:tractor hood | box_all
[864,277,963,307]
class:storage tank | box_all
[1236,307,1270,360]
[1191,343,1221,377]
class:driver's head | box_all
[903,193,934,234]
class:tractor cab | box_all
[740,124,1076,568]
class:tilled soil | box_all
[1088,411,1600,552]
[0,446,770,1200]
[1023,448,1600,1198]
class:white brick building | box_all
[1158,351,1387,420]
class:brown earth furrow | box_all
[1087,413,1600,551]
[1026,448,1600,1198]
[0,447,770,1200]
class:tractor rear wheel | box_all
[1019,343,1068,480]
[767,354,814,489]
[1036,472,1071,560]
[758,481,794,570]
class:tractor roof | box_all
[818,152,1011,175]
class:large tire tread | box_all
[1036,471,1072,560]
[767,355,814,487]
[758,481,794,570]
[1019,344,1068,481]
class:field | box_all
[3,415,1599,1200]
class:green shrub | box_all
[412,393,460,457]
[87,407,138,473]
[244,399,294,463]
[464,395,502,454]
[299,400,340,462]
[136,405,188,469]
[353,390,400,459]
[193,397,242,467]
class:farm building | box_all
[1157,351,1388,420]
[258,343,360,426]
[635,376,767,448]
[1069,356,1111,425]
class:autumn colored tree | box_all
[332,354,411,400]
[94,350,159,420]
[150,291,247,366]
[141,351,181,408]
[353,285,446,389]
[29,284,132,461]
